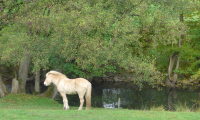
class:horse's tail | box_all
[85,82,92,110]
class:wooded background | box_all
[0,0,200,96]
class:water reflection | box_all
[91,83,200,111]
[102,89,122,108]
[167,87,177,111]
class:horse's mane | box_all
[46,71,67,78]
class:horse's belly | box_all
[66,90,77,95]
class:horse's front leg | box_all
[60,92,69,110]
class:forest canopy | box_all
[0,0,200,92]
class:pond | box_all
[3,81,200,111]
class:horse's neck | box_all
[52,79,58,85]
[52,77,70,85]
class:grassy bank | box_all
[0,94,200,120]
[1,109,200,120]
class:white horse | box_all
[44,71,92,110]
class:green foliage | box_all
[178,10,200,78]
[62,62,85,78]
[0,0,200,86]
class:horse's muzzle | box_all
[44,82,47,86]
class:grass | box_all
[0,94,63,109]
[0,94,200,120]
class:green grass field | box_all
[0,94,200,120]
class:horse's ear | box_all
[46,73,50,77]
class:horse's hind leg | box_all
[78,92,85,110]
[60,92,69,110]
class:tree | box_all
[34,70,40,94]
[18,53,31,93]
[140,0,200,85]
[0,0,163,90]
[0,75,9,97]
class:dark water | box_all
[3,81,200,111]
[66,83,200,111]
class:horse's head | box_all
[44,73,52,86]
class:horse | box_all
[44,71,92,110]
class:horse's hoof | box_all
[78,108,82,110]
[63,107,69,110]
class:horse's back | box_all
[75,78,91,88]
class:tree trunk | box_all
[172,56,180,84]
[168,52,178,81]
[172,14,184,84]
[0,87,4,97]
[0,75,9,97]
[167,14,184,85]
[18,53,31,93]
[11,78,19,94]
[11,66,19,94]
[34,70,40,94]
[40,81,58,99]
[40,84,54,98]
[52,84,58,99]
